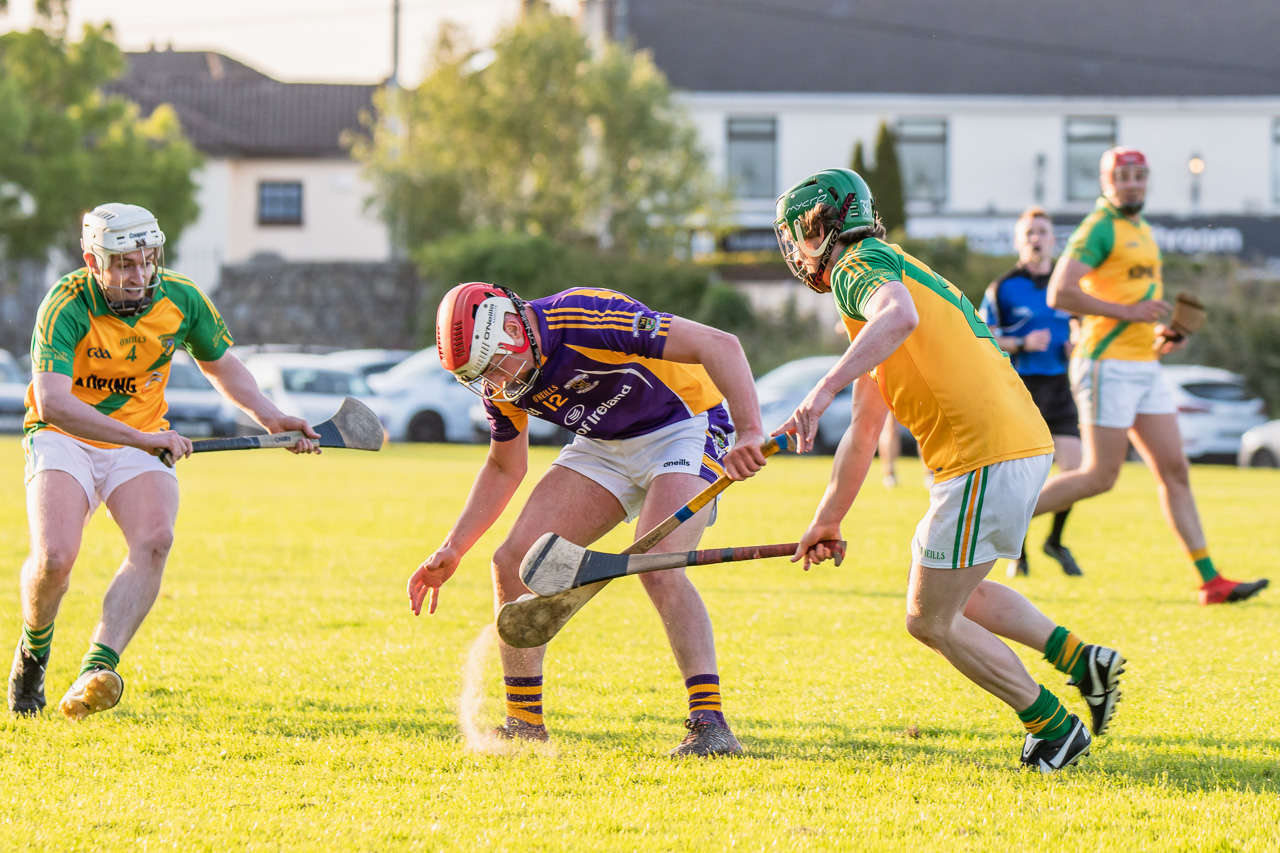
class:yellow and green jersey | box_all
[831,239,1053,482]
[1063,198,1163,361]
[25,267,234,448]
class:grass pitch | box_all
[0,439,1277,851]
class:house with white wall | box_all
[107,49,390,290]
[585,0,1280,265]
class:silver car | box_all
[1238,420,1280,468]
[1162,365,1268,461]
[369,349,478,443]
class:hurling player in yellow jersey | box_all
[771,169,1124,772]
[1035,148,1268,606]
[7,203,319,721]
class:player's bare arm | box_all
[408,430,530,616]
[198,352,320,454]
[777,281,917,453]
[793,374,888,569]
[1047,256,1170,322]
[31,371,193,461]
[994,328,1052,354]
[659,317,767,480]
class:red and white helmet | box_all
[1100,147,1148,176]
[435,282,541,400]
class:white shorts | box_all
[552,414,733,523]
[912,453,1052,569]
[1070,357,1176,429]
[23,430,175,519]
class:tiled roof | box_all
[625,0,1280,97]
[105,50,379,158]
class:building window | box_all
[1065,117,1116,202]
[726,117,776,199]
[897,118,948,205]
[258,181,303,225]
[1273,119,1280,203]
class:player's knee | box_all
[131,526,174,566]
[32,544,78,580]
[904,612,950,650]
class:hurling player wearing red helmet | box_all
[1036,148,1268,606]
[408,282,769,755]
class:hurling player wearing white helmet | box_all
[408,282,769,756]
[7,203,320,722]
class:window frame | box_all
[257,180,304,226]
[725,116,778,201]
[1065,117,1117,203]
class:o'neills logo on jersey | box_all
[119,334,147,347]
[75,374,137,394]
[574,384,632,436]
[1128,264,1155,280]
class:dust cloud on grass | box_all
[456,623,556,756]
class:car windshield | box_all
[281,367,371,396]
[167,358,215,391]
[755,359,837,394]
[376,350,442,385]
[1180,381,1253,402]
[0,357,26,384]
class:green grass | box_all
[0,439,1277,851]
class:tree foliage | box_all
[352,12,726,257]
[847,122,906,234]
[0,15,202,261]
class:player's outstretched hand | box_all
[793,520,845,571]
[775,385,838,454]
[407,546,462,616]
[1124,299,1171,324]
[267,415,322,455]
[723,430,769,480]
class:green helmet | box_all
[774,168,878,292]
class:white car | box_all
[0,349,29,434]
[1162,365,1268,461]
[367,349,478,443]
[237,352,392,436]
[1238,420,1280,468]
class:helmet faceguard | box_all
[81,203,166,317]
[774,169,877,293]
[436,282,542,402]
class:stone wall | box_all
[217,258,429,349]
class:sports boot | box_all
[669,718,742,757]
[1199,576,1269,605]
[1020,714,1091,773]
[8,644,49,716]
[1067,645,1125,736]
[59,665,124,721]
[492,718,549,742]
[1043,541,1084,577]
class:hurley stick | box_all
[495,434,791,648]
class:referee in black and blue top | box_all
[981,206,1084,578]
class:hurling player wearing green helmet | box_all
[771,169,1123,771]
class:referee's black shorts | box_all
[1021,373,1080,438]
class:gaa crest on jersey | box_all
[632,314,659,338]
[709,425,730,457]
[159,335,176,358]
[566,373,599,394]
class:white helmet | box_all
[81,203,166,316]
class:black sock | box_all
[1047,509,1070,548]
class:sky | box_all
[0,0,580,86]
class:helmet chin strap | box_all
[802,191,856,294]
[497,284,542,384]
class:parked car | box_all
[164,352,240,438]
[237,352,392,436]
[0,349,29,434]
[1238,420,1280,468]
[755,355,916,455]
[367,349,478,443]
[322,348,415,380]
[1162,365,1268,462]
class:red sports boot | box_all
[1198,575,1270,605]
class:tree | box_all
[352,12,727,256]
[850,139,868,177]
[0,17,202,262]
[871,121,906,234]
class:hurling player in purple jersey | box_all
[408,282,768,756]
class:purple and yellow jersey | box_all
[1063,198,1163,362]
[25,267,234,448]
[831,239,1053,482]
[483,288,727,442]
